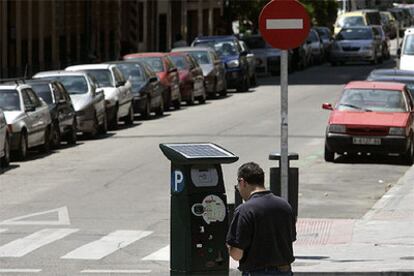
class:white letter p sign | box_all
[172,170,184,193]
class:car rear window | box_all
[116,63,145,90]
[188,51,211,65]
[403,34,414,55]
[337,89,408,112]
[132,57,164,73]
[0,90,21,111]
[194,40,239,57]
[40,76,88,95]
[83,69,114,87]
[243,37,272,49]
[336,28,373,40]
[29,83,53,104]
[338,16,365,27]
[169,55,189,70]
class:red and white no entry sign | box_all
[259,0,311,50]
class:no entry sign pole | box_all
[259,0,310,201]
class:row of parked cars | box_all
[323,68,414,164]
[0,35,258,170]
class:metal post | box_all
[280,50,288,200]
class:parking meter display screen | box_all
[168,144,235,158]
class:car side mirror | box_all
[116,81,126,87]
[322,103,333,110]
[149,76,158,82]
[96,89,104,95]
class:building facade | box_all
[0,0,223,78]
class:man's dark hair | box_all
[238,162,265,186]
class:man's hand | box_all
[226,243,244,261]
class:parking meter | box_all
[159,143,238,275]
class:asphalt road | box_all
[0,56,410,275]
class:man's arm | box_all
[227,244,243,261]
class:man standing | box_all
[226,162,296,276]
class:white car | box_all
[65,64,134,129]
[399,28,414,71]
[0,109,10,168]
[0,83,52,161]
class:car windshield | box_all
[83,69,114,87]
[39,76,88,94]
[169,56,189,70]
[195,40,239,57]
[116,63,145,90]
[402,34,414,55]
[337,89,407,112]
[133,57,164,73]
[188,51,211,64]
[243,36,272,49]
[316,29,330,39]
[336,28,372,40]
[338,16,365,27]
[29,83,53,104]
[0,90,21,111]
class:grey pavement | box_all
[230,165,414,275]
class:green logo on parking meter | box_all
[171,170,185,193]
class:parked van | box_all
[399,28,414,70]
[334,10,381,35]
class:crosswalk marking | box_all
[81,269,151,274]
[0,228,79,257]
[0,269,41,273]
[61,230,152,260]
[142,245,169,261]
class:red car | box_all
[322,81,414,164]
[123,53,181,110]
[168,52,206,105]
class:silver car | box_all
[33,71,107,137]
[330,26,382,66]
[0,109,10,168]
[171,46,227,98]
[65,64,134,129]
[0,83,52,161]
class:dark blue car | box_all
[191,35,250,92]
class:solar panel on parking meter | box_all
[259,0,310,201]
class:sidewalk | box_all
[230,166,414,275]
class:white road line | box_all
[0,269,41,273]
[142,245,169,261]
[61,230,152,260]
[81,270,151,274]
[0,228,79,257]
[0,206,70,225]
[266,19,303,30]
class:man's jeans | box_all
[242,268,293,276]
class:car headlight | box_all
[389,127,406,136]
[226,60,240,68]
[329,124,346,133]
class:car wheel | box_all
[237,75,249,92]
[324,143,335,162]
[51,122,61,149]
[141,99,151,119]
[39,126,51,153]
[187,90,195,106]
[66,120,77,145]
[173,92,181,110]
[109,105,118,130]
[0,135,10,168]
[156,97,164,116]
[198,90,206,104]
[88,115,99,138]
[403,137,414,165]
[15,131,28,161]
[124,104,134,125]
[219,80,227,97]
[99,113,108,135]
[250,74,257,87]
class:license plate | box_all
[352,137,381,145]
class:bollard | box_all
[269,152,299,218]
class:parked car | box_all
[0,83,52,160]
[107,60,164,118]
[399,28,414,71]
[0,109,10,168]
[330,26,382,66]
[367,69,414,98]
[372,25,390,60]
[241,34,293,75]
[65,64,134,129]
[306,28,325,64]
[239,40,257,86]
[33,71,107,138]
[168,52,206,105]
[171,46,227,98]
[192,35,250,92]
[123,52,181,110]
[334,9,382,35]
[389,8,409,36]
[314,26,333,60]
[25,79,77,147]
[322,81,414,164]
